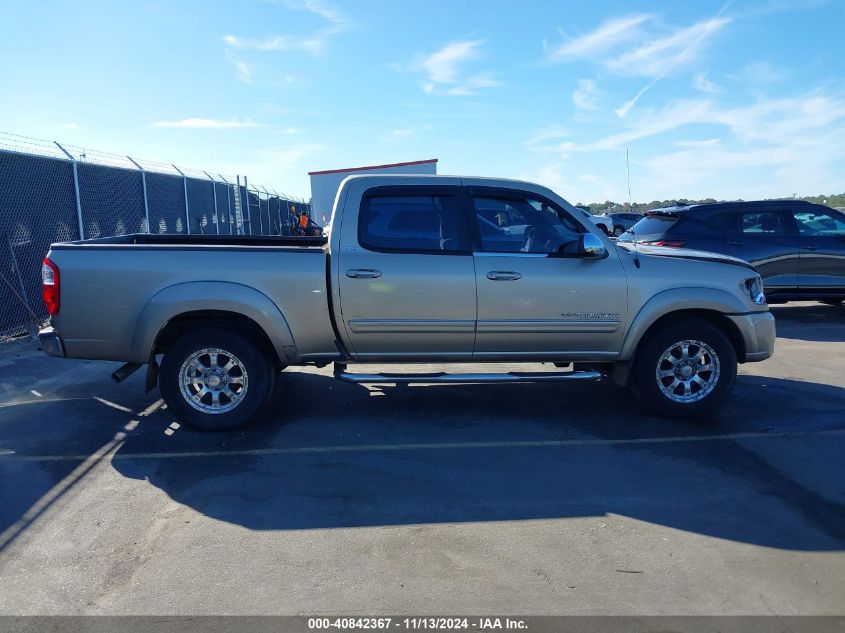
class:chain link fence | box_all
[0,132,312,339]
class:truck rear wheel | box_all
[159,327,274,431]
[631,318,737,418]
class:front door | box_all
[722,209,800,293]
[337,185,477,360]
[469,187,628,360]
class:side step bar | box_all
[334,364,602,384]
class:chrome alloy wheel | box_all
[178,348,249,414]
[655,339,721,403]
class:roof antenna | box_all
[626,148,640,267]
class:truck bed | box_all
[47,233,336,363]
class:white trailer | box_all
[308,158,438,225]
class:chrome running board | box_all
[333,364,602,384]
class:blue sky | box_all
[1,0,843,203]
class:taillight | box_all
[640,240,686,248]
[42,257,60,315]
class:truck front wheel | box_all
[631,318,737,418]
[159,327,274,430]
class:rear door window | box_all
[737,211,786,234]
[359,194,468,253]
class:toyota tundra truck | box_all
[39,175,775,430]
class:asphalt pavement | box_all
[0,302,843,615]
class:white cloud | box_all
[445,72,502,96]
[531,90,845,200]
[151,118,265,129]
[545,14,650,62]
[675,138,721,147]
[578,173,615,199]
[541,92,845,153]
[731,61,786,84]
[693,71,720,93]
[297,0,350,33]
[605,16,730,78]
[234,59,253,83]
[609,14,730,116]
[572,78,600,110]
[257,143,325,169]
[405,40,502,96]
[525,125,569,147]
[223,34,325,54]
[223,1,351,60]
[421,40,483,83]
[379,127,415,143]
[545,11,730,116]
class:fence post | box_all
[172,165,190,234]
[218,175,234,235]
[127,156,150,233]
[54,142,85,240]
[238,175,246,235]
[254,186,264,235]
[204,172,220,235]
[245,176,256,235]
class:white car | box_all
[576,208,614,235]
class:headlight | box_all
[743,276,766,305]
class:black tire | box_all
[820,298,844,306]
[630,318,737,418]
[596,224,609,235]
[613,226,625,237]
[159,327,275,431]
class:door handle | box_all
[346,269,382,279]
[728,241,744,247]
[486,271,522,281]
[803,245,818,251]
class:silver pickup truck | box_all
[40,175,775,430]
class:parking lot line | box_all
[1,427,843,463]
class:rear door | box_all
[336,184,477,360]
[722,209,800,292]
[468,187,628,360]
[790,207,845,291]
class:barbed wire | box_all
[0,130,308,202]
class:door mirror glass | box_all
[579,233,606,258]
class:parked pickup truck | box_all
[40,175,775,430]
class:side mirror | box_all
[579,232,607,258]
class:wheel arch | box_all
[620,288,749,363]
[131,281,298,366]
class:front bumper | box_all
[727,311,776,362]
[38,326,65,358]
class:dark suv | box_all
[609,212,644,237]
[619,200,845,304]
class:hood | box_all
[616,242,755,271]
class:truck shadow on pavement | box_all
[106,370,845,551]
[770,303,845,342]
[2,366,844,554]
